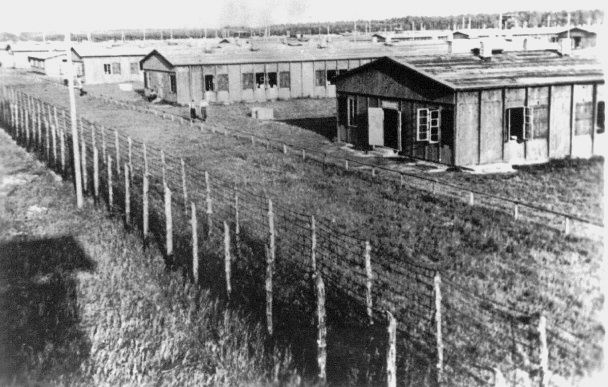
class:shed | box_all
[139,41,451,105]
[334,50,604,166]
[27,52,67,78]
[71,46,147,84]
[555,27,597,49]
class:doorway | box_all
[383,108,399,149]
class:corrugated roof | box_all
[72,45,149,58]
[148,41,450,66]
[390,50,603,90]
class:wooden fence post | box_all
[51,121,57,165]
[165,183,173,258]
[282,143,287,154]
[128,137,133,184]
[302,149,306,160]
[345,159,349,170]
[311,216,317,276]
[365,241,373,325]
[387,311,397,387]
[93,147,99,202]
[538,313,548,387]
[191,202,199,284]
[514,203,519,220]
[400,174,405,188]
[181,158,188,214]
[81,124,88,193]
[469,191,475,205]
[205,171,212,237]
[60,121,66,173]
[24,110,30,148]
[101,126,107,167]
[234,191,240,245]
[266,198,276,335]
[143,144,149,245]
[107,155,113,211]
[224,221,231,298]
[434,273,444,386]
[45,115,50,161]
[316,274,327,384]
[114,130,120,177]
[564,216,570,235]
[124,163,130,226]
[161,150,166,186]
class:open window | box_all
[347,96,357,126]
[597,101,605,133]
[417,108,441,142]
[575,102,593,136]
[255,72,265,88]
[326,70,338,85]
[315,70,326,87]
[279,71,290,88]
[217,74,229,91]
[242,73,254,90]
[103,63,111,75]
[505,107,532,142]
[267,72,277,88]
[169,73,176,93]
[204,75,214,91]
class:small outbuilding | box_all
[71,46,147,84]
[334,50,604,166]
[555,27,597,49]
[28,52,68,78]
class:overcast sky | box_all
[2,0,605,33]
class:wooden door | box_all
[368,107,384,146]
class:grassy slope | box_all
[5,75,603,380]
[0,130,296,385]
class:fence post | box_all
[128,137,133,184]
[371,167,376,177]
[205,171,212,237]
[311,216,317,276]
[24,110,30,149]
[165,184,173,258]
[234,191,240,246]
[161,150,166,186]
[60,120,66,173]
[468,191,475,205]
[107,155,113,211]
[124,163,130,226]
[563,216,570,235]
[316,274,327,384]
[101,126,107,166]
[51,120,57,166]
[45,115,50,161]
[191,202,199,284]
[387,311,397,387]
[114,130,120,177]
[538,313,548,387]
[181,158,188,215]
[345,159,349,170]
[93,147,99,202]
[302,149,306,160]
[365,241,373,325]
[81,124,88,193]
[514,203,519,220]
[266,199,276,335]
[224,221,231,299]
[283,143,287,154]
[434,273,444,386]
[143,144,149,246]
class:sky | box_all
[2,0,605,33]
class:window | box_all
[347,96,357,126]
[417,109,428,141]
[255,72,265,88]
[575,102,593,136]
[217,74,229,91]
[532,105,549,139]
[416,108,441,143]
[429,109,441,143]
[326,70,338,85]
[505,107,532,142]
[242,73,254,90]
[597,101,605,133]
[111,62,121,75]
[130,62,139,74]
[315,70,326,87]
[103,63,111,74]
[204,75,214,91]
[144,71,148,88]
[169,73,176,93]
[279,71,290,88]
[267,72,277,88]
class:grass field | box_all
[84,80,604,221]
[0,130,297,385]
[3,71,604,384]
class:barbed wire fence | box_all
[0,85,601,386]
[93,93,604,240]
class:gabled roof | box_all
[27,52,66,61]
[71,45,148,58]
[335,50,604,91]
[140,42,450,67]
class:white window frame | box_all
[429,109,441,144]
[506,106,533,141]
[417,108,441,143]
[103,63,112,75]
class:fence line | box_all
[94,93,603,239]
[0,86,600,386]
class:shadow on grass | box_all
[0,236,95,382]
[280,117,337,141]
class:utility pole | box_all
[65,31,84,208]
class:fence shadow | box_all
[0,236,96,382]
[279,117,337,141]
